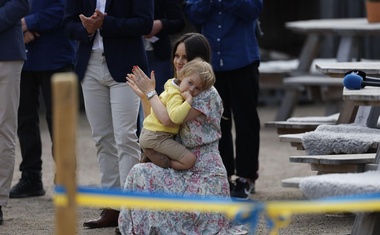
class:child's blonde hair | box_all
[177,58,215,90]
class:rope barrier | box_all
[54,186,380,235]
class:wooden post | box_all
[53,73,78,235]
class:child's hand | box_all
[181,91,193,103]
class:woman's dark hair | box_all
[171,33,211,63]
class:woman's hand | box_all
[128,66,156,95]
[126,66,158,119]
[126,73,145,98]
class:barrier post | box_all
[52,73,78,235]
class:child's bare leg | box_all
[144,148,170,168]
[140,152,151,163]
[170,152,196,170]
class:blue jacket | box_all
[63,0,154,82]
[23,0,76,71]
[185,0,262,71]
[0,0,29,61]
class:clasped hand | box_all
[21,17,40,44]
[79,9,107,35]
[126,66,156,99]
[23,31,40,44]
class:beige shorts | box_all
[139,128,189,161]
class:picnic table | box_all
[286,18,380,63]
[266,60,380,234]
[317,62,380,126]
[316,61,380,78]
[310,61,380,234]
[274,18,380,121]
[280,62,380,149]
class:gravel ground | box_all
[1,103,355,235]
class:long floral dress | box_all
[118,87,247,235]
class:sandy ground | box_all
[1,103,355,235]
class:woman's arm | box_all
[183,108,202,122]
[127,66,202,126]
[127,68,175,127]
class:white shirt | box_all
[92,0,106,52]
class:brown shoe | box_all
[83,208,119,229]
[144,148,170,168]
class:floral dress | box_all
[118,87,247,235]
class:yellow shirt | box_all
[143,79,191,134]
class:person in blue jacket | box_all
[185,0,263,200]
[0,0,29,224]
[145,0,186,94]
[63,0,153,229]
[9,0,77,199]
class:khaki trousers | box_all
[82,51,141,190]
[0,60,23,206]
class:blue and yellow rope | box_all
[54,186,380,235]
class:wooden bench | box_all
[275,75,343,121]
[281,164,378,188]
[272,102,375,134]
[259,58,337,107]
[279,133,306,150]
[283,62,380,234]
[290,153,376,173]
[265,121,328,134]
[265,112,339,134]
[259,58,337,78]
[279,132,380,152]
[259,59,298,89]
[281,177,304,188]
[298,147,380,235]
[281,153,377,188]
[259,59,296,105]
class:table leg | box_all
[295,34,323,73]
[275,34,323,121]
[351,212,380,235]
[275,88,299,121]
[353,106,380,127]
[337,100,358,124]
[336,36,360,62]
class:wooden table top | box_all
[289,153,376,165]
[286,18,380,35]
[316,62,380,78]
[343,86,380,102]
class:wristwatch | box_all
[146,90,157,100]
